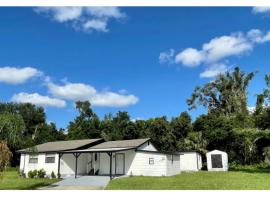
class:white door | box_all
[115,153,125,175]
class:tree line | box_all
[1,67,270,166]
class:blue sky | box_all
[1,7,270,128]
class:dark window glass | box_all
[149,158,154,165]
[45,155,55,163]
[211,154,223,168]
[29,156,38,164]
[95,153,98,161]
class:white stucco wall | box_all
[127,151,167,176]
[180,152,202,171]
[21,153,59,177]
[206,150,228,171]
[166,155,180,176]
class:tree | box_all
[171,112,192,140]
[0,113,25,150]
[101,111,138,141]
[145,117,176,152]
[33,123,65,145]
[177,131,207,154]
[67,101,101,140]
[254,75,270,129]
[0,141,12,174]
[187,67,256,117]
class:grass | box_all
[106,170,270,190]
[0,168,59,190]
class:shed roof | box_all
[18,138,104,153]
[89,138,150,150]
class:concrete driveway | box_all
[40,176,111,190]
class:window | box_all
[211,154,223,168]
[29,155,38,164]
[149,158,154,165]
[95,153,98,161]
[45,154,55,163]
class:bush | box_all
[51,171,56,179]
[28,170,37,178]
[37,169,46,178]
[57,173,61,179]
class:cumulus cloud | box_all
[175,48,205,67]
[159,49,175,64]
[34,7,126,33]
[161,29,270,78]
[11,92,66,108]
[252,7,270,14]
[47,81,139,107]
[200,63,227,78]
[0,67,41,84]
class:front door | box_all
[115,153,125,175]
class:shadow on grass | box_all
[230,168,270,174]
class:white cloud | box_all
[202,34,252,63]
[163,29,270,78]
[175,48,205,67]
[47,81,139,107]
[200,63,227,78]
[91,92,138,107]
[48,82,96,101]
[0,67,41,84]
[34,7,125,33]
[83,19,108,32]
[252,7,270,14]
[11,92,66,108]
[159,49,175,64]
[247,29,270,43]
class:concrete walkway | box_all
[40,176,111,190]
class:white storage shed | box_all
[206,150,228,171]
[179,151,202,171]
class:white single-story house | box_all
[179,151,202,171]
[18,138,181,179]
[206,150,228,171]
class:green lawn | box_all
[106,170,270,190]
[0,169,59,190]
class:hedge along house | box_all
[18,138,181,179]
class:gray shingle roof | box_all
[89,138,150,149]
[18,138,103,153]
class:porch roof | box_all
[61,147,133,153]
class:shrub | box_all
[28,170,37,178]
[57,173,61,179]
[37,169,46,178]
[51,171,56,179]
[201,162,207,170]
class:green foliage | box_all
[0,113,25,149]
[67,101,101,140]
[171,112,192,139]
[28,170,38,178]
[37,169,46,178]
[187,67,255,117]
[51,171,56,179]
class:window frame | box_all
[29,155,38,164]
[45,154,56,164]
[149,157,154,165]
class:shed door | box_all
[211,154,223,168]
[115,153,125,175]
